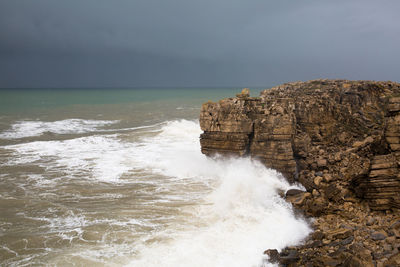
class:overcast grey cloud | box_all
[0,0,399,88]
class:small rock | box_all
[352,136,374,148]
[371,231,387,241]
[314,176,323,187]
[263,249,280,263]
[340,236,354,246]
[383,244,393,255]
[323,173,333,182]
[307,240,323,248]
[343,202,353,211]
[279,249,299,265]
[344,255,374,267]
[285,191,309,206]
[285,189,305,197]
[386,236,396,244]
[366,216,375,226]
[327,228,352,240]
[312,230,325,240]
[317,158,327,167]
[383,252,400,266]
[319,256,341,267]
[312,189,320,197]
[325,184,341,201]
[390,220,400,237]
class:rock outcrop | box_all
[200,79,400,210]
[199,80,400,266]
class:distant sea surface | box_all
[0,88,310,266]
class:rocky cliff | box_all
[200,80,400,266]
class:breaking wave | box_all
[1,119,311,266]
[0,119,118,139]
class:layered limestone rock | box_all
[200,79,400,266]
[200,79,400,210]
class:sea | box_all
[0,88,311,267]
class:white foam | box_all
[124,120,311,267]
[4,134,130,182]
[0,119,118,139]
[2,119,311,266]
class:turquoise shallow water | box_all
[0,87,311,267]
[0,87,263,114]
[0,88,264,139]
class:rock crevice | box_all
[200,80,400,266]
[200,79,400,211]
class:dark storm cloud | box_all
[0,0,399,88]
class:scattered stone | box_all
[371,231,387,241]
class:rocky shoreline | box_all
[199,80,400,266]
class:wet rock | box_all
[285,190,310,207]
[199,80,400,266]
[285,189,306,197]
[200,80,400,210]
[279,249,299,265]
[263,249,280,263]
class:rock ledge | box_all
[199,80,400,266]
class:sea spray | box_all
[1,119,311,266]
[0,119,118,139]
[126,120,311,267]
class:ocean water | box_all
[0,88,311,266]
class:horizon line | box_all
[0,85,275,90]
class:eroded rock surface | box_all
[200,79,400,210]
[199,80,400,266]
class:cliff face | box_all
[200,80,400,211]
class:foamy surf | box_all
[0,119,311,266]
[126,123,311,266]
[127,120,312,266]
[0,119,118,139]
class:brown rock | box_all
[371,231,387,241]
[323,173,333,183]
[317,158,328,168]
[285,189,306,197]
[383,252,400,266]
[314,176,323,187]
[199,79,400,267]
[263,249,280,263]
[327,228,353,240]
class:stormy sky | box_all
[0,0,399,88]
